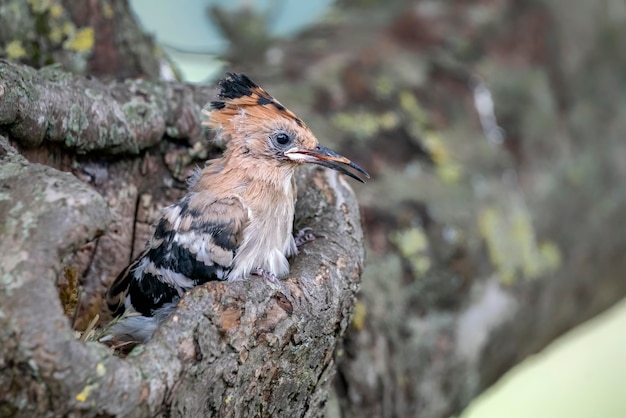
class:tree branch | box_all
[0,59,214,153]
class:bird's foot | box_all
[294,227,316,248]
[252,268,282,286]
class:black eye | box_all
[273,132,291,146]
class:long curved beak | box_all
[285,145,370,183]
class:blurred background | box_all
[127,1,626,416]
[2,0,624,416]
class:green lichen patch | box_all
[122,98,153,123]
[27,0,54,14]
[84,88,103,101]
[5,40,27,59]
[64,103,90,148]
[390,226,432,276]
[332,110,399,140]
[63,27,94,53]
[478,205,562,284]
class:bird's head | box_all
[203,73,369,183]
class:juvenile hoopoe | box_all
[105,73,368,342]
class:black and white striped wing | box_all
[106,194,248,318]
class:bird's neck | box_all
[192,155,297,206]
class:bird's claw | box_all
[252,268,281,285]
[294,227,316,248]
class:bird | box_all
[104,72,369,343]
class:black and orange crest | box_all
[210,73,272,108]
[208,73,305,128]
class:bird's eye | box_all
[273,132,291,146]
[276,133,290,145]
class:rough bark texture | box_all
[0,58,218,330]
[0,130,364,417]
[0,60,212,153]
[1,0,625,417]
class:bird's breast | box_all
[228,188,297,280]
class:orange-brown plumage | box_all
[104,73,368,342]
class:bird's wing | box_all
[106,193,248,317]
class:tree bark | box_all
[0,58,218,330]
[0,119,364,417]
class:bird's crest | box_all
[203,73,307,135]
